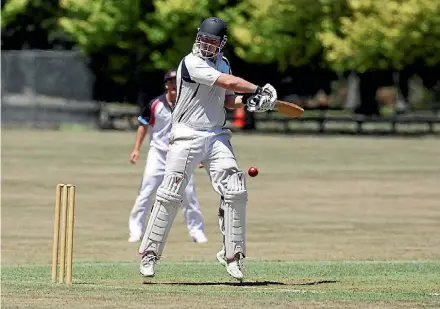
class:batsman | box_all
[138,17,278,281]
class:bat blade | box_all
[275,100,304,118]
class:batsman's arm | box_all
[217,73,269,110]
[215,73,260,94]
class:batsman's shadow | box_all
[295,280,338,286]
[143,280,284,286]
[143,280,338,287]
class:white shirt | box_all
[138,93,172,152]
[172,52,234,130]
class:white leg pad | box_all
[223,171,248,259]
[138,173,186,257]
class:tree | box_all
[1,0,30,28]
[319,0,440,72]
[140,0,242,70]
[1,0,69,49]
[58,0,144,54]
[58,0,155,95]
[221,0,350,71]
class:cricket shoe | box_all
[225,254,244,281]
[190,230,208,244]
[216,248,227,267]
[139,252,158,277]
[217,250,244,281]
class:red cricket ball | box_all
[248,166,259,177]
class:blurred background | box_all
[2,3,440,306]
[1,0,440,134]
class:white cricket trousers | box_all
[138,124,247,258]
[129,146,205,237]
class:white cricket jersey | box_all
[138,93,172,151]
[172,52,234,129]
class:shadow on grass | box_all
[142,280,338,287]
[297,280,338,286]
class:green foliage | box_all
[58,0,150,84]
[58,0,142,54]
[138,0,350,71]
[1,0,30,28]
[3,0,440,80]
[223,0,350,70]
[1,0,66,49]
[140,0,237,70]
[320,0,440,71]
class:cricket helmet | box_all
[192,17,228,59]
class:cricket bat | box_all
[275,100,304,118]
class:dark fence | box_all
[1,50,100,128]
[2,50,439,135]
[99,104,440,136]
[254,107,440,135]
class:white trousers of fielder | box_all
[129,146,206,241]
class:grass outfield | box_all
[2,261,440,308]
[2,129,440,308]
